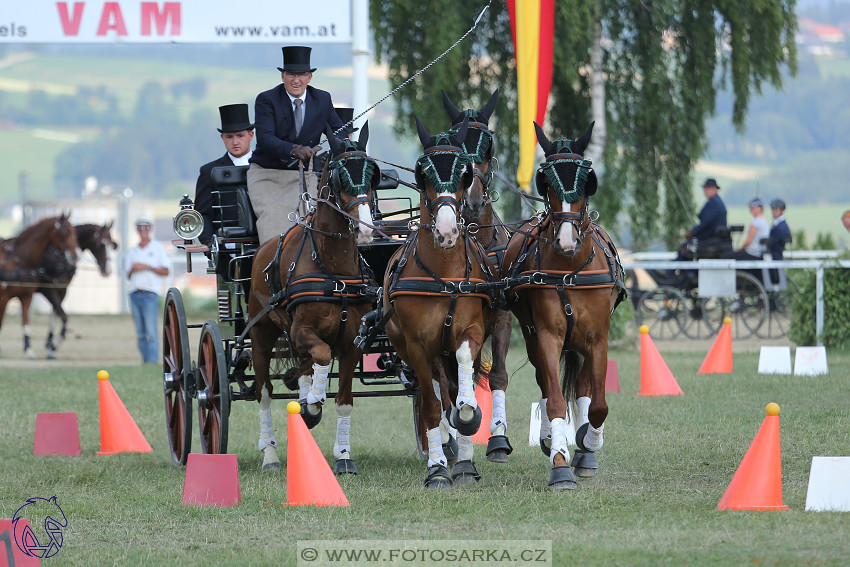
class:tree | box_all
[370,0,797,247]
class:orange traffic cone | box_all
[283,401,349,507]
[638,325,683,396]
[699,317,733,374]
[717,403,788,510]
[96,370,153,455]
[471,374,493,445]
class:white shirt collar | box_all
[287,92,306,107]
[773,214,785,226]
[229,150,252,166]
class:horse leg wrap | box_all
[457,433,474,461]
[333,404,352,459]
[427,427,448,468]
[549,417,569,465]
[490,389,507,436]
[583,423,604,452]
[306,363,329,406]
[298,375,311,402]
[539,398,552,442]
[455,343,477,411]
[576,396,591,427]
[257,409,277,451]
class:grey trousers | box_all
[247,163,304,245]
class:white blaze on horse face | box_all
[355,202,374,245]
[557,199,580,253]
[434,202,459,248]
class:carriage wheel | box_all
[701,272,768,339]
[636,287,687,340]
[760,275,799,339]
[680,290,722,340]
[162,288,193,465]
[197,321,230,455]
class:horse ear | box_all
[441,90,463,124]
[479,89,499,124]
[534,122,553,155]
[451,115,469,148]
[106,219,114,230]
[357,120,370,150]
[415,115,433,148]
[585,169,598,197]
[326,124,343,156]
[574,121,595,155]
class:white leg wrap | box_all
[257,408,277,451]
[306,363,329,405]
[298,375,311,401]
[549,417,569,464]
[539,398,551,441]
[576,396,590,427]
[439,413,454,444]
[426,427,447,468]
[455,342,477,410]
[333,404,352,459]
[432,378,442,401]
[490,389,507,436]
[584,423,604,452]
[457,434,474,461]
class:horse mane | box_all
[12,216,68,260]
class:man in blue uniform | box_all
[766,199,792,260]
[675,177,730,263]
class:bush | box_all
[790,262,850,348]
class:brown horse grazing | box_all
[499,122,626,489]
[441,89,514,467]
[248,123,379,473]
[383,116,498,488]
[0,214,79,358]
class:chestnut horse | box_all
[0,214,78,358]
[248,123,378,474]
[383,116,498,488]
[500,122,625,489]
[441,89,514,467]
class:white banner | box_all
[1,1,351,43]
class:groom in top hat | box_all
[194,103,255,246]
[248,45,345,244]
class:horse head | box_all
[534,121,598,256]
[442,89,498,221]
[50,213,79,263]
[87,220,119,277]
[414,115,474,249]
[325,122,377,245]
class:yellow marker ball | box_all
[97,370,109,381]
[287,401,302,414]
[639,325,649,334]
[723,316,732,325]
[766,402,780,416]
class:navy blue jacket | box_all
[194,153,234,245]
[250,84,343,170]
[767,218,792,260]
[691,194,727,240]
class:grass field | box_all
[2,341,849,566]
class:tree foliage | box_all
[370,0,797,248]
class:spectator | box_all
[124,219,170,364]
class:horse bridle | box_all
[537,153,594,243]
[416,144,473,230]
[322,150,379,237]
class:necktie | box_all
[294,98,303,136]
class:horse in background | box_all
[0,214,78,358]
[248,123,379,474]
[441,89,514,466]
[499,122,625,489]
[383,116,498,488]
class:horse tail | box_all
[560,350,583,408]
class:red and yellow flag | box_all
[508,0,554,192]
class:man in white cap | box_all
[124,219,170,363]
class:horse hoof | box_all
[443,434,459,467]
[333,458,359,476]
[548,465,577,490]
[539,437,552,457]
[450,405,482,436]
[575,423,589,452]
[451,460,481,485]
[571,449,599,478]
[46,353,57,361]
[486,435,513,463]
[300,402,323,429]
[262,461,282,472]
[424,464,453,489]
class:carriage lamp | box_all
[173,194,204,241]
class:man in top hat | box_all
[194,103,255,245]
[248,45,345,244]
[685,178,728,241]
[334,106,358,138]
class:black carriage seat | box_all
[209,166,258,241]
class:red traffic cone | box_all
[96,370,152,455]
[699,317,733,374]
[606,360,621,393]
[638,326,683,396]
[471,374,493,445]
[283,402,349,507]
[717,403,789,511]
[33,412,81,456]
[182,453,241,507]
[0,518,42,565]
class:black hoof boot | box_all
[424,464,453,488]
[443,434,459,467]
[333,458,359,476]
[450,405,482,436]
[570,449,598,478]
[300,401,323,429]
[451,460,481,485]
[486,435,513,463]
[539,437,552,458]
[575,422,590,451]
[548,465,577,490]
[261,461,282,472]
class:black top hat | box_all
[217,104,254,133]
[702,177,720,189]
[277,46,316,74]
[334,107,358,134]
